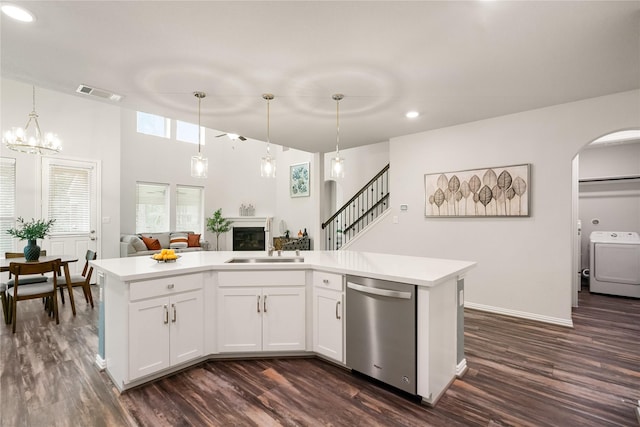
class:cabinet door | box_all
[313,287,344,362]
[170,290,204,366]
[217,287,262,352]
[263,287,306,351]
[129,297,170,380]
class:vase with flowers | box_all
[6,217,56,261]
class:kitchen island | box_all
[92,250,475,406]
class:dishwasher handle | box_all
[347,282,412,299]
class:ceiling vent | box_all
[76,84,122,102]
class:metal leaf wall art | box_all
[425,164,530,217]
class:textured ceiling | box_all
[2,1,639,153]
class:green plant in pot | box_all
[6,217,56,261]
[206,209,233,251]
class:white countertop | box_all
[91,250,476,287]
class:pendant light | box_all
[3,86,62,155]
[190,91,208,178]
[260,93,276,178]
[330,93,344,178]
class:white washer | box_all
[589,231,640,298]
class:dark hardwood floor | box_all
[1,283,638,426]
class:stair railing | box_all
[322,164,390,249]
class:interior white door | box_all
[41,157,99,275]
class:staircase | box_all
[322,164,390,250]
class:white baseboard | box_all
[95,354,107,370]
[465,302,574,328]
[456,359,468,377]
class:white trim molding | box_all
[465,302,574,328]
[456,359,468,378]
[95,354,107,370]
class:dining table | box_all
[1,254,79,316]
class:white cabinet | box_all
[312,272,344,363]
[217,271,306,353]
[128,275,204,381]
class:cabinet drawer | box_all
[313,271,344,291]
[218,270,305,287]
[129,273,203,301]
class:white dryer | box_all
[589,231,640,298]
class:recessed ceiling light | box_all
[1,4,35,22]
[405,111,420,119]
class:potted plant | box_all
[6,217,56,261]
[206,209,233,251]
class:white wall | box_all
[119,111,322,251]
[1,78,121,259]
[119,110,281,250]
[578,142,640,269]
[273,148,317,245]
[348,90,640,325]
[324,141,389,206]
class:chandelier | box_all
[330,93,345,178]
[3,86,62,155]
[190,91,208,178]
[260,93,276,178]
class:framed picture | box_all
[290,162,310,198]
[425,163,531,217]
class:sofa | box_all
[120,231,209,257]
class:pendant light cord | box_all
[335,97,340,155]
[263,93,274,156]
[197,94,202,155]
[332,93,344,156]
[266,97,271,155]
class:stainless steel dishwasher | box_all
[346,275,417,395]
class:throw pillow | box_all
[170,232,189,249]
[141,236,161,250]
[187,233,201,247]
[130,236,147,252]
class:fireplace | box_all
[232,227,265,251]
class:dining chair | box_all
[0,282,8,324]
[57,250,96,308]
[5,251,49,286]
[6,259,61,333]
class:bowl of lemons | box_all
[152,249,180,263]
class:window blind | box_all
[176,185,204,233]
[136,182,170,233]
[0,158,16,253]
[48,164,91,234]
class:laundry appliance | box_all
[589,231,640,298]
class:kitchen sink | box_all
[225,257,305,264]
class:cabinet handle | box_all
[263,295,268,313]
[336,301,341,319]
[172,303,177,323]
[167,284,174,289]
[163,304,169,324]
[257,295,261,313]
[323,279,329,284]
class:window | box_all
[176,185,204,233]
[176,120,205,145]
[0,157,16,253]
[136,111,170,138]
[47,163,91,234]
[136,182,169,233]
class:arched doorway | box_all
[571,129,640,306]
